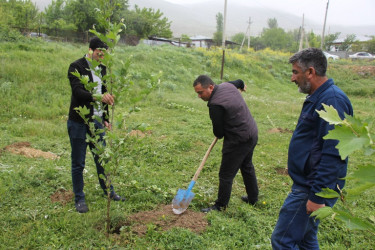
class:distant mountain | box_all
[128,0,308,37]
[128,0,375,39]
[32,0,375,39]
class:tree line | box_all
[1,0,374,53]
[215,15,375,53]
[0,0,172,43]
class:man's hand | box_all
[104,121,112,130]
[306,200,325,214]
[102,93,114,106]
[240,85,247,92]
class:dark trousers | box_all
[215,136,259,207]
[271,186,337,249]
[67,119,112,203]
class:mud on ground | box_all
[50,188,209,235]
[2,141,59,160]
[127,204,208,235]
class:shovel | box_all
[172,137,218,215]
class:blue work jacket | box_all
[288,78,353,205]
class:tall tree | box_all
[5,0,39,32]
[231,32,247,45]
[339,34,356,51]
[323,32,340,51]
[366,36,375,54]
[307,31,321,48]
[260,18,295,52]
[267,18,278,29]
[64,0,98,33]
[43,0,74,33]
[0,0,16,27]
[213,12,223,46]
[123,5,172,39]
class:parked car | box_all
[29,32,48,38]
[323,51,340,60]
[349,52,374,59]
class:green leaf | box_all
[335,210,375,231]
[316,188,340,198]
[316,104,344,125]
[346,182,375,198]
[347,165,375,184]
[318,106,371,159]
[324,125,371,160]
[75,106,90,117]
[311,206,334,220]
[345,115,368,133]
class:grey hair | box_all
[289,48,327,76]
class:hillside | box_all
[1,39,375,249]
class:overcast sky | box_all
[165,0,375,27]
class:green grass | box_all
[0,40,374,249]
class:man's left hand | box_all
[102,93,114,106]
[306,200,325,214]
[104,121,112,130]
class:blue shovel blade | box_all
[172,188,195,215]
[172,180,196,215]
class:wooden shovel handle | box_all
[192,137,218,182]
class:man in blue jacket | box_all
[271,48,353,249]
[67,37,125,213]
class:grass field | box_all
[0,40,374,249]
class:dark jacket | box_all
[288,79,353,205]
[67,56,108,124]
[208,82,258,150]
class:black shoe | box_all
[241,196,257,205]
[201,205,224,213]
[75,200,89,213]
[110,191,126,201]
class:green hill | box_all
[0,40,374,249]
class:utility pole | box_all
[321,0,329,50]
[240,17,252,51]
[298,14,305,51]
[220,0,228,80]
[248,17,251,49]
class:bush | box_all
[0,25,25,42]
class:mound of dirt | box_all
[346,65,375,76]
[2,141,59,160]
[50,188,74,205]
[268,128,293,134]
[127,205,208,235]
[128,130,152,138]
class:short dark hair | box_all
[193,75,215,88]
[89,36,108,51]
[289,48,327,76]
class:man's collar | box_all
[305,78,334,103]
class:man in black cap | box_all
[193,75,259,212]
[67,37,125,213]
